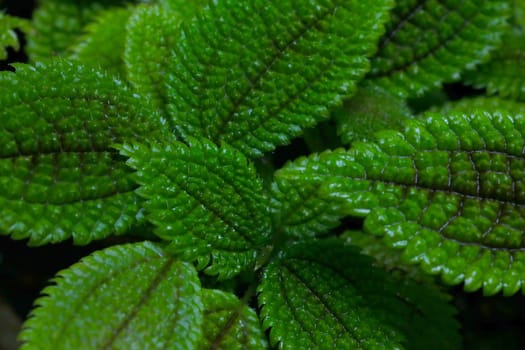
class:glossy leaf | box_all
[71,6,133,77]
[258,239,460,350]
[334,84,413,144]
[166,0,394,157]
[314,112,525,295]
[464,29,525,101]
[20,241,203,350]
[436,96,525,116]
[271,149,348,240]
[121,138,271,279]
[368,0,510,98]
[0,60,166,245]
[199,289,267,350]
[0,12,30,60]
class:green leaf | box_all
[464,29,525,101]
[0,60,166,245]
[258,239,460,350]
[156,0,207,17]
[199,289,267,350]
[125,4,185,111]
[20,241,203,350]
[71,6,134,77]
[436,96,525,116]
[166,0,394,157]
[27,0,130,60]
[334,84,413,144]
[367,0,510,98]
[0,12,30,60]
[512,0,525,27]
[270,149,348,240]
[121,138,271,279]
[320,112,525,295]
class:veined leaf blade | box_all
[71,6,134,77]
[0,60,166,245]
[121,137,271,279]
[368,0,510,97]
[464,28,525,102]
[258,239,460,350]
[199,289,267,350]
[315,112,525,295]
[20,241,203,350]
[166,0,394,157]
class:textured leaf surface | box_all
[122,138,271,279]
[199,289,267,350]
[309,112,525,295]
[71,6,133,77]
[20,241,203,350]
[0,13,30,60]
[166,0,393,157]
[334,84,413,144]
[436,96,525,116]
[125,4,186,110]
[0,61,165,245]
[368,0,510,97]
[464,29,525,101]
[270,149,348,240]
[258,240,460,350]
[27,0,128,60]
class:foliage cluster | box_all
[1,0,525,348]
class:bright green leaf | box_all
[334,84,413,144]
[166,0,394,157]
[436,96,525,116]
[156,0,207,17]
[0,12,30,60]
[71,6,134,77]
[464,28,525,101]
[271,149,349,240]
[199,289,267,350]
[258,239,460,350]
[121,138,271,279]
[20,241,203,350]
[318,112,525,295]
[368,0,510,98]
[0,60,166,245]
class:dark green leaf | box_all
[166,0,394,157]
[314,112,525,295]
[464,29,525,101]
[270,149,348,240]
[125,3,190,111]
[199,289,267,350]
[0,60,166,245]
[334,84,413,144]
[258,239,460,350]
[20,241,203,350]
[121,137,271,279]
[27,0,130,60]
[368,0,510,97]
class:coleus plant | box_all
[0,0,524,348]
